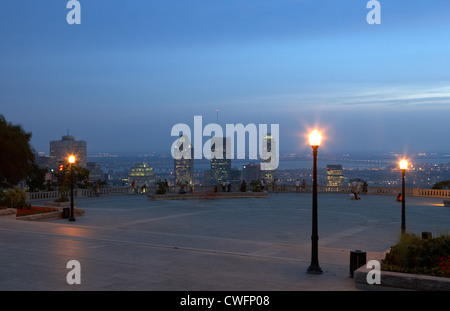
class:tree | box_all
[432,180,450,190]
[0,115,35,187]
[25,162,47,192]
[52,162,90,201]
[5,187,30,209]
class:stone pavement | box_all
[0,193,448,291]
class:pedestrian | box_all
[295,179,300,192]
[240,180,247,192]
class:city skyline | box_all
[1,1,450,155]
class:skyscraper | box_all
[174,135,194,186]
[210,137,231,184]
[326,164,344,187]
[50,134,87,168]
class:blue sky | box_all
[1,0,450,155]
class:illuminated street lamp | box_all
[399,159,408,234]
[68,155,76,222]
[307,130,323,274]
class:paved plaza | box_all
[0,192,448,291]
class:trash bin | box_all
[62,207,70,219]
[350,250,366,278]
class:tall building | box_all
[86,162,104,182]
[261,133,275,183]
[230,168,242,185]
[242,162,261,183]
[50,134,87,168]
[210,137,231,184]
[326,164,344,187]
[174,135,194,186]
[128,163,155,187]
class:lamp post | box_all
[307,130,323,274]
[68,155,76,222]
[399,159,408,235]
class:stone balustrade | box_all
[264,184,450,198]
[24,184,450,201]
[26,186,134,201]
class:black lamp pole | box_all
[307,145,322,274]
[401,168,406,234]
[69,161,76,222]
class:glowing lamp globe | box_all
[68,155,76,164]
[309,130,322,147]
[399,159,408,170]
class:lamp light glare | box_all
[400,159,408,170]
[309,130,322,147]
[68,155,76,164]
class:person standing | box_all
[363,181,368,194]
[240,180,247,192]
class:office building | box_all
[326,164,344,187]
[50,134,87,168]
[174,135,194,186]
[210,137,231,184]
[128,163,155,187]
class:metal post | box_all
[401,169,405,234]
[69,162,76,222]
[307,145,322,274]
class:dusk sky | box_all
[1,1,450,155]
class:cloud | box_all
[224,83,450,112]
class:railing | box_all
[263,185,449,198]
[26,191,61,201]
[413,188,450,198]
[26,186,134,201]
[25,185,450,201]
